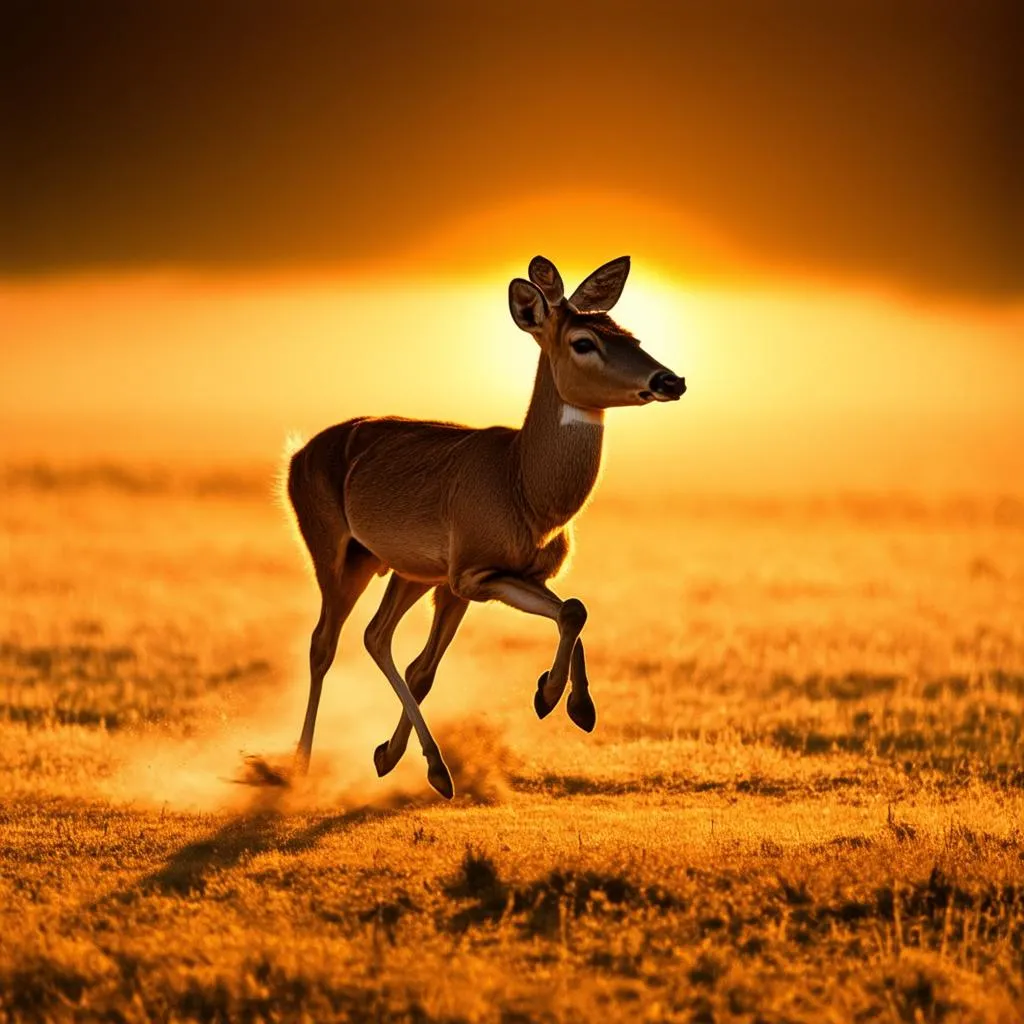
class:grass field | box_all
[1,463,1023,1022]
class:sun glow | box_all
[612,276,694,372]
[1,270,1022,495]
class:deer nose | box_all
[649,371,686,399]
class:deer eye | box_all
[571,338,597,355]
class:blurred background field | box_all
[1,464,1022,1020]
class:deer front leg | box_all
[566,638,596,732]
[452,571,591,724]
[374,586,469,778]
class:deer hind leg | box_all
[296,539,381,772]
[364,575,456,799]
[374,585,469,778]
[289,440,382,771]
[452,572,590,724]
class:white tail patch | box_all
[276,430,310,570]
[282,429,306,459]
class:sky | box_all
[1,2,1022,495]
[3,0,1022,299]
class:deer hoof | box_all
[426,753,455,800]
[566,690,597,733]
[373,741,396,778]
[534,672,559,719]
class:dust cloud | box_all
[97,645,517,815]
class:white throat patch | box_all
[560,404,605,427]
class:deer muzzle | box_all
[648,370,686,401]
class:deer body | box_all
[344,361,602,583]
[287,257,685,797]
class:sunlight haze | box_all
[3,264,1022,496]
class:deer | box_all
[285,256,685,799]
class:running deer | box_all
[286,256,685,798]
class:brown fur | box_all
[287,257,684,797]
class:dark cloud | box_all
[2,0,1021,298]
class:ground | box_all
[1,463,1022,1022]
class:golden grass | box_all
[1,466,1022,1022]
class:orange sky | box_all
[3,1,1022,301]
[3,4,1021,496]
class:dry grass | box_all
[1,464,1022,1022]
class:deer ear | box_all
[528,255,564,305]
[509,278,549,334]
[568,256,631,312]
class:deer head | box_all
[508,256,686,410]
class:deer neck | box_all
[514,353,604,533]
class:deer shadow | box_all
[99,805,396,907]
